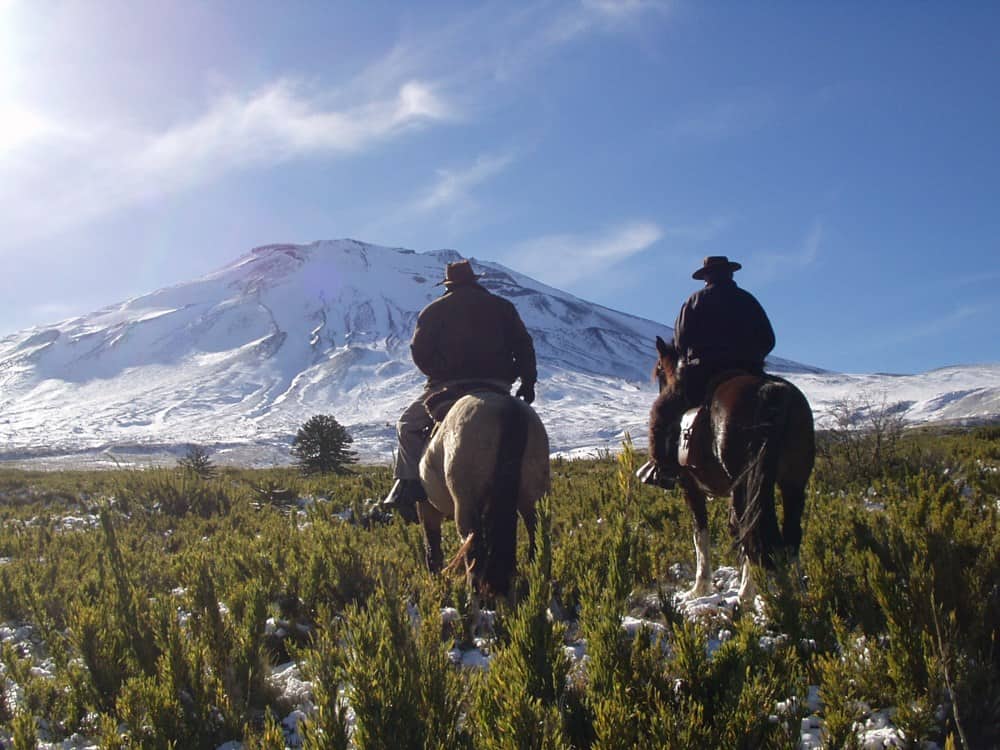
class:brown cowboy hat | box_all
[437,259,485,286]
[692,255,742,280]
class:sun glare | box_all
[0,103,50,154]
[0,2,48,154]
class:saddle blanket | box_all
[423,380,511,423]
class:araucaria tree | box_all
[292,414,359,474]
[178,444,216,479]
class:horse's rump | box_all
[713,374,814,566]
[475,395,528,595]
[421,391,549,596]
[708,375,811,476]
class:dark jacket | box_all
[673,279,774,369]
[410,283,537,389]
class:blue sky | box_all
[0,1,996,374]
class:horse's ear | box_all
[655,335,670,358]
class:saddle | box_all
[678,405,710,468]
[677,368,769,468]
[423,380,511,423]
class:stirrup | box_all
[380,480,422,524]
[636,460,677,489]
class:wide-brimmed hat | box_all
[692,255,742,280]
[438,259,485,286]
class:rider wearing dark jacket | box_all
[673,258,774,403]
[651,256,774,484]
[410,276,537,389]
[381,259,537,522]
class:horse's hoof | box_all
[636,461,656,483]
[680,583,713,601]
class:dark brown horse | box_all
[639,336,815,601]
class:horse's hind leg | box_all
[778,480,806,560]
[737,556,757,602]
[418,503,445,573]
[519,505,537,562]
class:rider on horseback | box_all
[650,256,775,487]
[381,259,538,522]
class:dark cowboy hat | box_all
[437,259,485,286]
[692,255,742,280]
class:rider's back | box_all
[674,279,774,369]
[411,284,536,387]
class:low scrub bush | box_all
[0,425,995,747]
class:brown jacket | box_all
[410,283,537,389]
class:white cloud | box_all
[454,1,675,83]
[368,151,517,240]
[136,80,449,188]
[0,101,62,154]
[583,0,673,19]
[0,79,451,246]
[504,221,663,287]
[413,153,515,215]
[547,0,672,42]
[0,2,672,248]
[751,221,823,281]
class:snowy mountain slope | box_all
[0,240,675,462]
[0,239,996,467]
[790,365,1000,428]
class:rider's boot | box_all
[638,429,681,489]
[380,478,426,524]
[657,427,682,489]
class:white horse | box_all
[418,391,550,597]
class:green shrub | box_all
[326,583,467,749]
[292,415,359,475]
[471,497,570,750]
[0,425,995,747]
[178,444,217,479]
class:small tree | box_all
[178,444,216,479]
[816,390,906,487]
[292,414,359,475]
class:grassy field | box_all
[0,425,997,749]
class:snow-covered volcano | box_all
[0,240,680,463]
[0,240,996,467]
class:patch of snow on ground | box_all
[269,661,313,707]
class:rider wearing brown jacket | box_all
[651,256,774,485]
[381,259,537,522]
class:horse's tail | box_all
[470,396,528,597]
[739,380,789,568]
